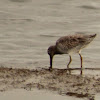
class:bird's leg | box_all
[67,55,72,74]
[79,53,83,75]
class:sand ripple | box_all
[0,67,100,100]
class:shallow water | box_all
[0,0,99,75]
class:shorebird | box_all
[47,34,97,75]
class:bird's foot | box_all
[80,70,83,75]
[49,67,53,71]
[68,69,71,75]
[67,68,71,75]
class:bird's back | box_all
[56,34,96,54]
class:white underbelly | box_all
[57,45,84,54]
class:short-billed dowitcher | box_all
[47,34,97,75]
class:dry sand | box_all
[0,67,100,100]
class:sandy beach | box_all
[0,89,84,100]
[0,0,100,100]
[0,67,99,100]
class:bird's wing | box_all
[56,35,87,53]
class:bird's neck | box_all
[54,46,63,55]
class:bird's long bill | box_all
[49,55,53,69]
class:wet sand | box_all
[0,89,83,100]
[0,67,100,100]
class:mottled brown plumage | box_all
[47,34,97,75]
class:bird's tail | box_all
[89,34,97,38]
[86,34,97,43]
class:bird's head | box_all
[47,45,56,69]
[47,45,56,57]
